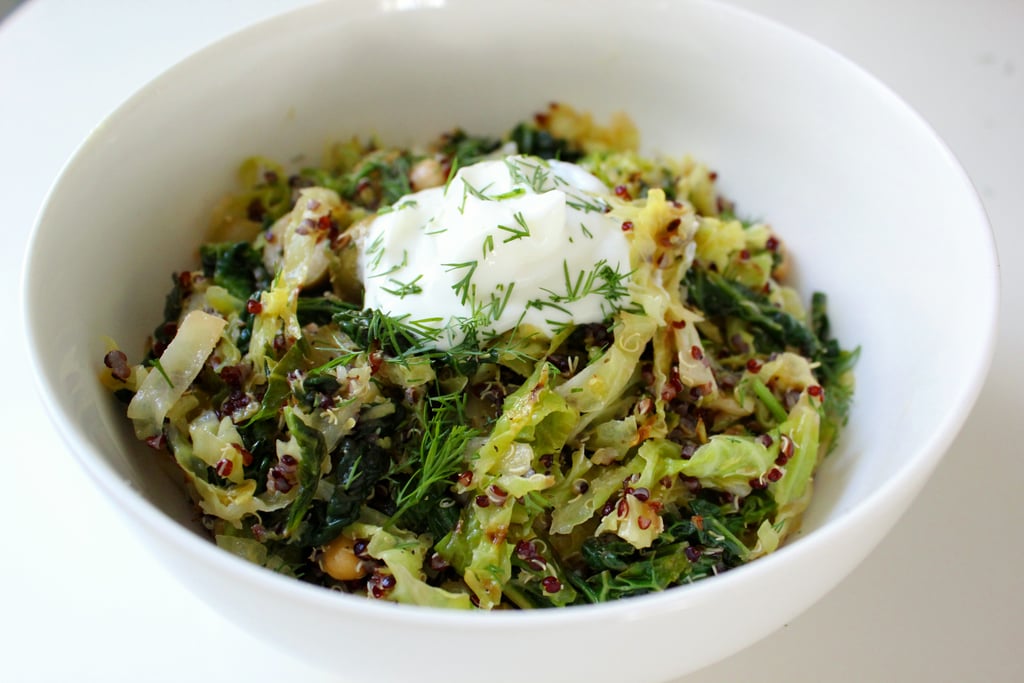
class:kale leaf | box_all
[440,129,502,168]
[199,241,266,300]
[297,296,358,327]
[509,123,582,162]
[580,534,635,573]
[283,410,328,537]
[239,418,280,495]
[307,432,394,546]
[810,291,860,424]
[573,550,690,603]
[244,337,313,425]
[686,268,820,358]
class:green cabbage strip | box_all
[673,434,779,497]
[770,392,821,532]
[472,363,577,478]
[438,362,578,608]
[556,311,657,436]
[349,519,472,609]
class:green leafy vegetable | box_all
[199,241,266,300]
[509,123,582,162]
[686,268,820,358]
[245,336,312,425]
[389,391,477,527]
[810,292,860,435]
[440,129,502,168]
[283,409,327,537]
[574,543,690,603]
[308,425,394,546]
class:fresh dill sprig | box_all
[527,160,551,193]
[488,282,516,321]
[381,274,424,299]
[504,156,553,194]
[463,179,494,201]
[459,179,494,213]
[334,308,437,359]
[497,211,531,242]
[365,233,385,271]
[545,318,575,337]
[528,298,573,316]
[590,263,631,302]
[387,390,478,526]
[376,199,419,216]
[406,317,446,339]
[367,250,409,280]
[307,329,363,377]
[330,303,535,374]
[540,259,630,307]
[444,260,479,305]
[565,192,607,214]
[307,351,362,377]
[504,157,530,187]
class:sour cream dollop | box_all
[359,155,631,349]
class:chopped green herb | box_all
[497,211,531,242]
[444,260,479,305]
[382,274,424,299]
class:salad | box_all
[101,103,856,609]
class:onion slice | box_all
[127,310,226,438]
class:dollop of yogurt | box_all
[359,155,630,348]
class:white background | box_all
[2,1,1020,681]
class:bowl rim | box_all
[21,0,1000,629]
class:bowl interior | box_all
[23,0,997,679]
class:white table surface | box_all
[2,1,1020,681]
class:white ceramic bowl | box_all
[23,1,998,682]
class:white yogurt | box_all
[360,155,630,348]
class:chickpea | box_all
[409,158,445,191]
[319,535,368,581]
